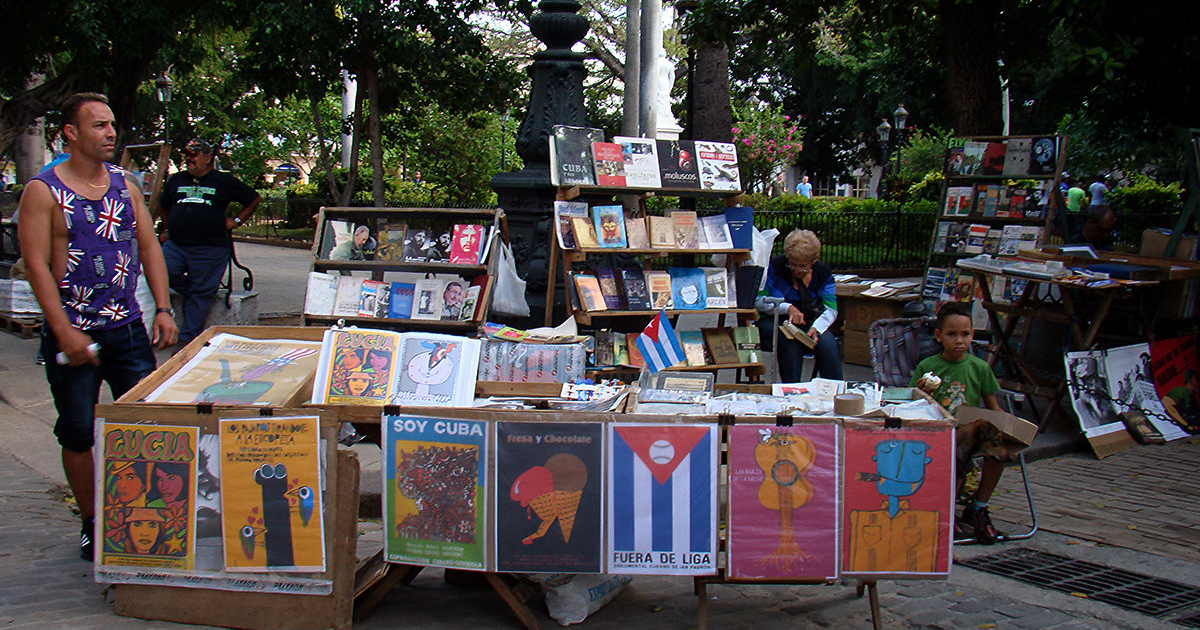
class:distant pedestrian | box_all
[155,138,261,349]
[795,175,813,198]
[1088,174,1109,207]
[1065,177,1088,240]
[17,92,177,560]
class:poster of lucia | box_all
[143,333,321,405]
[311,328,481,407]
[98,422,199,571]
[726,423,840,580]
[220,416,326,572]
[383,413,489,569]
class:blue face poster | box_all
[384,414,489,570]
[495,422,603,574]
[606,423,718,575]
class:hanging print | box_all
[220,416,325,572]
[495,422,603,573]
[727,423,839,580]
[99,422,198,570]
[384,414,489,569]
[606,423,718,575]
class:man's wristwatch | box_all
[156,307,175,318]
[233,216,244,226]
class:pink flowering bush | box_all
[732,103,804,193]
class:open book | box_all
[778,320,818,349]
[311,328,481,407]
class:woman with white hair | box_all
[756,228,842,382]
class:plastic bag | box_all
[492,241,530,317]
[531,573,632,626]
[750,227,780,292]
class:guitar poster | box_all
[98,423,199,571]
[606,423,718,575]
[495,422,603,573]
[220,416,326,573]
[384,414,489,570]
[841,421,954,578]
[726,423,839,580]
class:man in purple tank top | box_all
[17,93,177,561]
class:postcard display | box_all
[923,135,1067,319]
[546,127,764,380]
[303,206,503,333]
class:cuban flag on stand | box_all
[635,310,686,373]
[608,424,717,574]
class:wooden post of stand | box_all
[484,573,543,630]
[856,580,883,630]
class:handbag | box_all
[491,241,530,317]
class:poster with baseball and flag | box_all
[635,311,686,373]
[606,422,718,575]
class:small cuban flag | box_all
[635,310,686,373]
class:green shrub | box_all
[1107,175,1184,215]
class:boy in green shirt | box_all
[910,302,1010,544]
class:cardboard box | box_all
[955,405,1038,446]
[1141,228,1198,260]
[0,279,41,315]
[843,330,872,366]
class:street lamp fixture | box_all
[876,119,891,144]
[155,71,173,145]
[875,119,891,199]
[892,103,908,177]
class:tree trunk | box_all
[14,74,47,184]
[939,0,1003,135]
[366,68,384,206]
[691,42,732,143]
[338,82,366,207]
[0,70,80,159]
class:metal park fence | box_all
[752,208,938,272]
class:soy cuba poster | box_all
[606,423,717,575]
[384,414,489,569]
[495,422,603,573]
[220,416,325,572]
[842,421,954,577]
[98,423,198,570]
[726,424,839,580]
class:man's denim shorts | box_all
[41,320,156,452]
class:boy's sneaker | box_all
[960,504,1000,544]
[80,516,95,561]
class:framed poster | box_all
[726,423,839,580]
[606,423,718,575]
[495,422,603,573]
[383,414,489,570]
[841,421,954,578]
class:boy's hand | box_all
[915,372,942,393]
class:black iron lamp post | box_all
[155,71,173,146]
[876,119,891,198]
[892,103,908,177]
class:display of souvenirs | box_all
[606,423,718,575]
[495,422,604,573]
[99,423,199,570]
[219,415,326,572]
[841,421,953,577]
[726,423,839,580]
[144,333,321,405]
[384,413,489,569]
